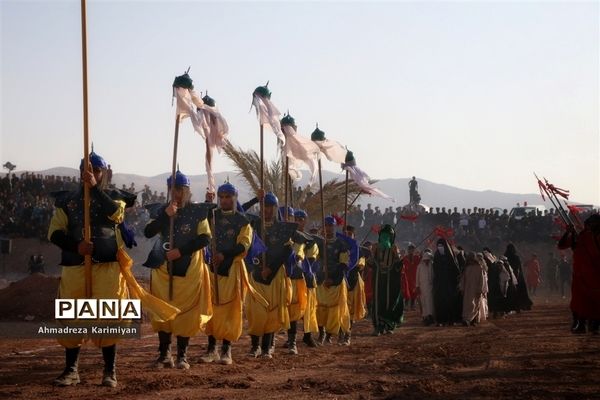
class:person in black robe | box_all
[432,238,462,326]
[504,243,533,311]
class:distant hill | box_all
[17,166,579,210]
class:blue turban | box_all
[167,170,190,188]
[217,182,238,196]
[278,206,294,221]
[79,151,107,171]
[324,216,336,226]
[264,192,278,206]
[294,209,308,219]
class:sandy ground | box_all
[0,298,599,400]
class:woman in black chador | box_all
[433,238,462,326]
[504,243,533,311]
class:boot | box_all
[302,332,318,348]
[261,334,273,359]
[324,333,333,344]
[269,333,276,355]
[287,321,298,355]
[317,327,325,345]
[154,331,174,368]
[176,336,190,369]
[101,345,117,387]
[340,331,351,346]
[200,335,220,363]
[54,346,81,386]
[218,340,233,365]
[249,335,261,358]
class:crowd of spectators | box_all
[346,204,597,251]
[1,172,596,256]
[0,173,164,240]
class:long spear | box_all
[260,122,266,267]
[311,124,328,279]
[342,150,356,231]
[284,155,289,220]
[343,169,349,230]
[534,173,574,229]
[348,191,362,209]
[252,82,282,267]
[80,0,92,297]
[167,114,181,300]
[210,207,219,305]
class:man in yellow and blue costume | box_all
[48,151,137,388]
[143,170,213,370]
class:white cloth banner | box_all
[344,164,394,201]
[252,95,284,144]
[282,125,320,186]
[175,87,229,193]
[313,139,347,164]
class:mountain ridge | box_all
[12,166,588,210]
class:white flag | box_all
[252,95,284,144]
[313,138,347,164]
[175,87,229,193]
[344,164,394,201]
[282,125,320,186]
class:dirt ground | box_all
[0,297,599,400]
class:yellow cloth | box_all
[150,218,213,337]
[303,283,319,334]
[288,277,308,322]
[301,242,319,333]
[288,239,309,322]
[316,280,351,335]
[117,250,180,322]
[292,241,305,261]
[50,199,130,348]
[246,266,291,335]
[205,223,267,342]
[305,242,319,260]
[48,201,126,243]
[57,261,128,348]
[348,274,367,321]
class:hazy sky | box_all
[1,1,598,204]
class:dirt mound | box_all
[0,273,59,321]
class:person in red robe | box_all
[558,214,600,335]
[401,244,422,310]
[525,254,542,296]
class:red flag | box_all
[332,213,345,227]
[544,179,570,200]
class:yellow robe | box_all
[303,243,319,334]
[151,218,213,337]
[205,223,256,342]
[288,241,308,322]
[49,202,129,349]
[348,257,367,321]
[316,250,351,335]
[246,265,291,336]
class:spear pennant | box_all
[252,82,283,266]
[280,111,321,219]
[166,69,200,300]
[79,0,92,297]
[310,124,331,278]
